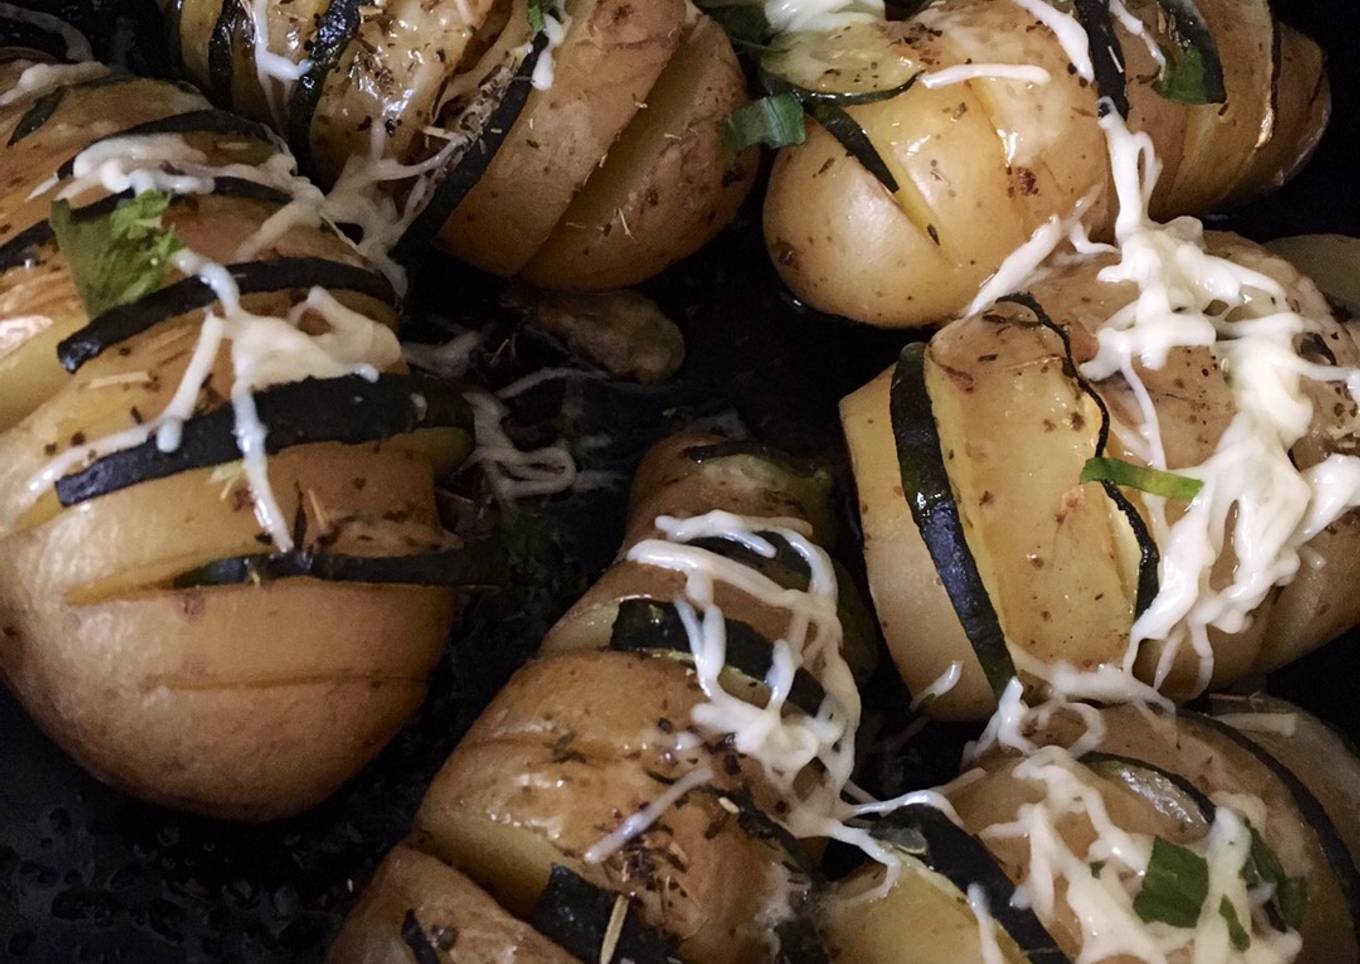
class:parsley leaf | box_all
[527,0,553,31]
[49,190,183,320]
[1219,896,1251,952]
[1134,837,1209,928]
[1081,457,1204,501]
[1242,826,1308,931]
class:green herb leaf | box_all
[1242,827,1308,931]
[1218,897,1251,952]
[1081,457,1203,501]
[527,0,553,31]
[1134,837,1209,928]
[720,94,807,156]
[696,0,772,47]
[50,190,184,320]
[1150,0,1226,105]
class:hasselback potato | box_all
[842,232,1360,719]
[331,432,874,963]
[764,0,1330,327]
[825,697,1360,963]
[0,52,480,819]
[159,0,757,289]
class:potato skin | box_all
[436,0,687,277]
[845,234,1360,716]
[327,844,576,964]
[0,63,463,819]
[520,15,757,291]
[166,1,750,289]
[766,0,1330,328]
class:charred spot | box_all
[550,733,586,765]
[178,592,206,618]
[1014,166,1038,195]
[1070,412,1085,430]
[980,490,994,506]
[70,431,86,447]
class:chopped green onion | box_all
[1242,827,1308,931]
[1134,837,1209,928]
[720,94,807,157]
[50,190,184,320]
[1219,897,1252,952]
[1081,457,1204,501]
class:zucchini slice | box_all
[527,865,679,964]
[609,597,830,717]
[170,544,506,590]
[53,107,278,178]
[874,804,1070,964]
[890,341,1013,697]
[57,257,396,371]
[53,374,470,506]
[286,0,361,169]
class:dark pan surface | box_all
[1,1,1357,960]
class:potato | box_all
[436,0,687,277]
[327,843,576,964]
[766,0,1330,327]
[0,62,470,819]
[519,15,757,291]
[164,1,752,289]
[844,234,1360,716]
[949,703,1360,963]
[414,732,794,962]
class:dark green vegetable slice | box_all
[392,30,548,268]
[806,100,899,193]
[890,341,1013,697]
[1079,751,1215,828]
[527,866,678,964]
[1071,0,1130,118]
[287,0,362,169]
[50,190,183,321]
[54,109,279,179]
[399,909,445,964]
[721,93,806,155]
[1133,837,1209,928]
[697,0,772,48]
[874,804,1070,963]
[999,293,1161,616]
[7,85,64,146]
[1241,825,1308,932]
[760,66,920,109]
[170,544,505,590]
[57,256,397,372]
[609,598,829,717]
[53,374,470,507]
[1080,457,1203,501]
[686,531,813,592]
[207,0,247,106]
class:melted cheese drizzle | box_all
[531,8,572,91]
[462,389,577,501]
[619,509,964,891]
[12,105,400,546]
[967,883,1010,964]
[764,0,885,34]
[246,0,312,127]
[0,60,108,108]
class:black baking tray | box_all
[1,1,1357,961]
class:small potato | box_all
[520,16,757,291]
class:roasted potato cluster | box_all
[843,233,1360,719]
[765,0,1329,327]
[826,697,1360,964]
[160,0,757,289]
[331,432,875,962]
[0,53,476,820]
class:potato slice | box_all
[520,15,755,291]
[437,0,686,276]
